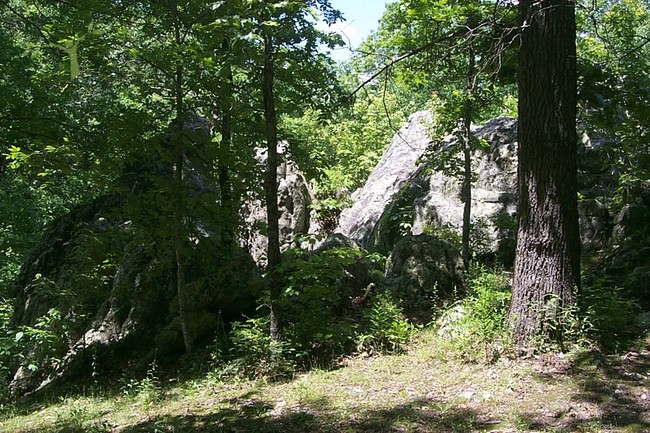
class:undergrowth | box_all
[436,264,512,362]
[211,247,414,380]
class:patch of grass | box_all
[1,328,649,433]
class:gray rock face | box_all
[336,111,434,245]
[9,196,263,398]
[579,198,611,251]
[8,116,266,398]
[604,188,650,308]
[239,146,319,267]
[403,117,518,258]
[337,113,519,261]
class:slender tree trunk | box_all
[218,39,235,244]
[461,45,475,266]
[262,33,282,342]
[172,1,192,354]
[509,0,580,351]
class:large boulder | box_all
[602,187,650,307]
[239,145,320,267]
[336,111,434,246]
[384,234,465,321]
[337,113,518,261]
[8,116,265,398]
[9,192,264,398]
[336,113,618,265]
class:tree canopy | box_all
[0,0,648,407]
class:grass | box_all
[1,327,649,433]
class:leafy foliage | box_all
[357,292,415,355]
[577,281,641,351]
[222,315,297,380]
[437,265,511,362]
[577,0,650,209]
[282,84,419,229]
[0,302,21,399]
[213,247,414,378]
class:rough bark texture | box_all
[263,33,282,342]
[509,0,580,350]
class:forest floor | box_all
[1,328,649,433]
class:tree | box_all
[247,0,342,342]
[577,0,649,209]
[354,0,518,265]
[509,0,581,350]
[261,28,283,342]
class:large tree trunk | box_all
[509,0,580,351]
[262,33,282,342]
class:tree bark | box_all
[262,33,282,342]
[509,0,580,351]
[461,44,475,267]
[218,39,235,244]
[172,0,192,354]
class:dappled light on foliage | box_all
[0,0,649,431]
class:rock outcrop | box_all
[337,113,518,262]
[9,197,263,397]
[336,113,619,265]
[336,111,434,246]
[9,108,643,397]
[602,187,650,308]
[384,234,465,321]
[8,117,266,397]
[8,134,323,397]
[239,145,320,267]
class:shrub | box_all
[437,265,511,362]
[222,315,296,380]
[275,248,384,368]
[0,300,21,398]
[214,247,413,378]
[357,292,415,355]
[1,299,69,400]
[527,280,640,353]
[578,280,640,351]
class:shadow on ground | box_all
[530,344,650,432]
[8,342,650,433]
[117,396,489,433]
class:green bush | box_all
[529,295,595,353]
[275,248,384,368]
[437,265,511,362]
[464,266,511,340]
[213,248,421,378]
[578,281,640,351]
[222,315,296,380]
[357,292,414,355]
[527,281,639,353]
[0,300,21,398]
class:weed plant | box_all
[577,280,641,351]
[357,292,415,355]
[120,361,161,408]
[436,264,512,362]
[528,279,640,353]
